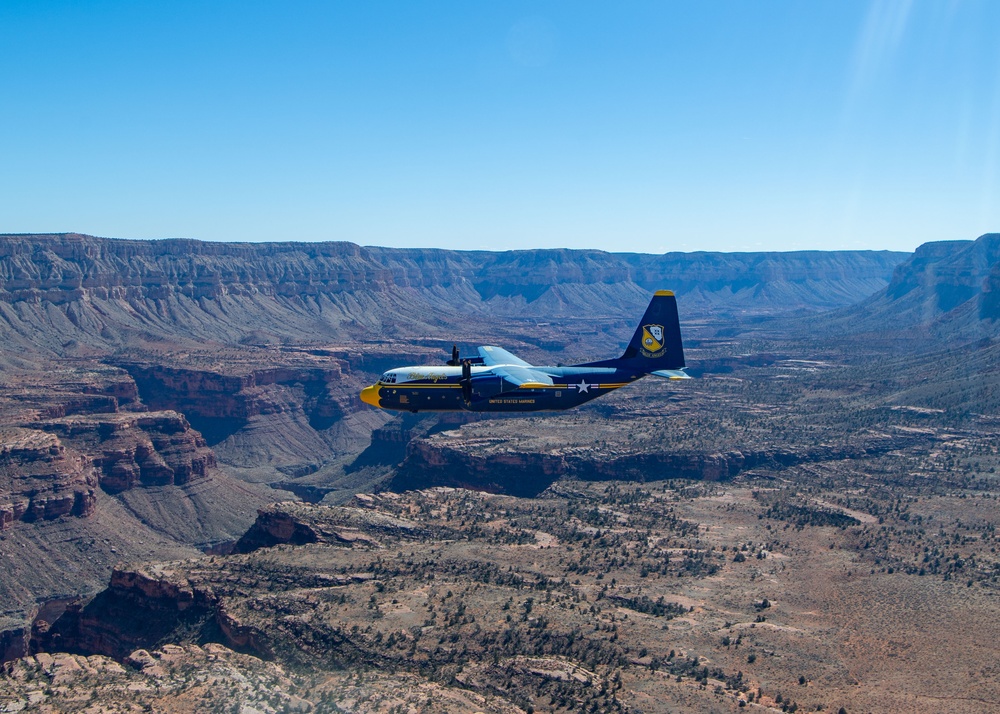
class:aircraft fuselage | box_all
[361,364,641,413]
[359,290,689,414]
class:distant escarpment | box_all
[0,234,906,356]
[822,232,1000,339]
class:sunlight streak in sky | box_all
[848,0,913,107]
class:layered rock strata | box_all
[391,439,897,497]
[117,361,352,440]
[0,412,214,531]
[0,428,97,530]
[826,232,1000,338]
[0,234,906,357]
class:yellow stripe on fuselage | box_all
[384,383,463,388]
[388,382,629,391]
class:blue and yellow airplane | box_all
[360,290,689,413]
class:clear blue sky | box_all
[1,1,998,253]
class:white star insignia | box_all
[575,380,591,393]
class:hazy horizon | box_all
[2,2,998,253]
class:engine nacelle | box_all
[468,374,504,401]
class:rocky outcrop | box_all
[29,501,430,660]
[0,412,216,532]
[233,501,431,553]
[0,429,97,530]
[32,412,215,494]
[31,565,219,660]
[0,644,313,713]
[390,431,915,497]
[109,565,209,610]
[233,504,324,551]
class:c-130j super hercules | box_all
[360,291,690,413]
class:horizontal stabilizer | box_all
[650,369,691,380]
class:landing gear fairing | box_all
[359,291,690,413]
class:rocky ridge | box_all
[0,412,215,532]
[0,234,906,358]
[822,232,1000,339]
[0,429,96,530]
[391,415,923,497]
[232,501,436,553]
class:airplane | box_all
[359,290,690,413]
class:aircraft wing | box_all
[477,345,532,367]
[492,365,554,388]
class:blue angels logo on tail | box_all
[641,324,665,357]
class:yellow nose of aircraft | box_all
[360,384,381,408]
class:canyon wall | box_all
[0,234,906,357]
[0,412,216,530]
[390,434,913,498]
[823,233,1000,339]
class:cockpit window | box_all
[379,373,397,384]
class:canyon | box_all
[4,232,1000,711]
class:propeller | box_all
[446,344,460,366]
[460,359,472,403]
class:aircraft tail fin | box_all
[581,290,686,373]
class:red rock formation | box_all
[0,429,97,530]
[35,412,216,494]
[0,412,217,531]
[119,363,345,417]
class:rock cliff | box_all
[391,431,906,498]
[0,405,269,632]
[0,412,216,530]
[0,234,906,358]
[822,233,1000,339]
[33,411,216,493]
[117,361,352,443]
[0,429,96,530]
